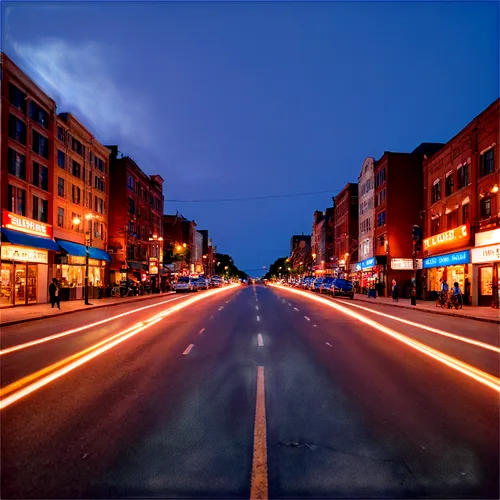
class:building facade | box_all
[333,183,358,277]
[423,99,499,307]
[107,146,164,287]
[162,214,197,275]
[311,211,326,273]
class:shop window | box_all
[58,177,65,197]
[445,174,454,196]
[431,216,441,236]
[32,162,49,191]
[462,204,470,224]
[446,209,458,229]
[72,160,81,179]
[9,83,27,112]
[457,165,469,189]
[8,184,26,216]
[72,185,81,205]
[8,148,26,180]
[32,130,48,159]
[32,195,48,223]
[28,101,48,128]
[9,114,26,144]
[480,197,492,219]
[58,207,64,227]
[479,148,495,178]
[431,180,441,203]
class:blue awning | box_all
[1,228,61,252]
[56,239,111,262]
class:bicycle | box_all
[436,291,449,308]
[110,284,120,297]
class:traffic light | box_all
[412,225,422,242]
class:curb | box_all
[351,296,500,325]
[0,292,176,328]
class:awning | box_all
[1,228,60,252]
[128,261,148,271]
[56,239,111,262]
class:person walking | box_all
[49,278,61,310]
[391,279,399,302]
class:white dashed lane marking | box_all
[219,306,224,311]
[293,307,299,312]
[304,316,311,321]
[326,342,332,348]
[257,316,261,322]
[258,334,264,347]
[183,344,195,356]
[199,328,205,335]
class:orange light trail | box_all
[272,286,500,394]
[0,285,239,410]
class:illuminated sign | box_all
[2,211,53,238]
[391,258,423,270]
[356,257,375,271]
[475,228,500,247]
[149,258,159,275]
[423,224,469,252]
[471,244,500,263]
[423,250,470,269]
[1,245,48,263]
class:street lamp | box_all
[83,214,96,305]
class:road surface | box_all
[1,284,498,499]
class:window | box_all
[446,209,458,229]
[32,162,49,191]
[71,212,81,232]
[445,174,454,196]
[8,184,26,216]
[94,156,105,173]
[57,150,65,169]
[72,185,81,204]
[58,126,65,142]
[479,148,495,177]
[462,204,470,224]
[96,197,104,214]
[72,160,81,178]
[9,83,27,112]
[58,207,64,227]
[29,101,48,128]
[127,244,135,261]
[128,197,136,215]
[375,168,386,188]
[376,210,386,227]
[94,221,100,239]
[94,176,105,192]
[8,148,26,180]
[378,234,385,248]
[58,177,65,197]
[72,137,83,156]
[32,130,48,159]
[128,221,136,235]
[457,165,469,189]
[431,217,441,236]
[9,114,26,144]
[480,197,492,219]
[127,175,134,190]
[32,195,48,223]
[375,188,386,207]
[431,180,441,203]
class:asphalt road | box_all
[1,284,498,499]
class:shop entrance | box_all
[3,263,38,306]
[478,265,493,307]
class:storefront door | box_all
[478,265,493,307]
[14,265,26,305]
[1,263,13,306]
[27,265,37,304]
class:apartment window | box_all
[28,101,48,128]
[375,168,386,188]
[9,114,26,144]
[431,217,441,236]
[431,180,441,203]
[127,244,135,261]
[71,213,81,232]
[32,195,48,223]
[58,126,65,142]
[141,227,146,240]
[446,209,458,229]
[462,204,470,224]
[445,174,454,196]
[8,148,26,180]
[98,198,104,214]
[9,83,27,112]
[72,137,83,156]
[58,177,65,197]
[32,162,49,191]
[94,221,100,239]
[378,234,385,248]
[32,130,48,159]
[72,185,81,204]
[127,175,134,190]
[94,156,105,173]
[72,160,81,179]
[8,184,26,216]
[375,188,386,207]
[480,197,492,219]
[128,197,136,215]
[376,210,386,227]
[128,221,136,235]
[479,148,495,177]
[56,150,65,169]
[457,165,469,189]
[94,176,105,192]
[58,207,64,227]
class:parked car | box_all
[210,276,223,288]
[330,278,354,299]
[197,277,209,290]
[175,277,195,293]
[319,276,335,294]
[312,277,324,292]
[302,276,314,289]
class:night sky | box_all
[2,0,498,275]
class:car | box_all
[319,276,335,294]
[197,277,209,290]
[302,276,314,289]
[330,278,354,299]
[312,277,324,292]
[210,276,224,288]
[175,276,194,293]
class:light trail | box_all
[272,286,500,394]
[0,285,238,410]
[332,299,500,353]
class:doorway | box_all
[478,265,493,307]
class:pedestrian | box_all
[49,278,61,310]
[391,279,399,302]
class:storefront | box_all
[355,257,376,293]
[54,239,111,300]
[1,211,60,307]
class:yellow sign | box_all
[149,258,159,275]
[68,256,101,266]
[1,245,48,263]
[423,224,470,252]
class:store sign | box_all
[149,258,159,275]
[391,258,423,270]
[475,228,500,247]
[423,250,471,269]
[1,245,48,263]
[356,257,375,271]
[2,211,53,238]
[471,244,500,264]
[423,224,469,251]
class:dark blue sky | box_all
[2,1,498,275]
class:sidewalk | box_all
[353,293,500,324]
[0,292,175,327]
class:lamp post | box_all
[72,216,91,305]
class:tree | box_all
[264,257,290,280]
[214,253,247,279]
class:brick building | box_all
[311,210,326,272]
[198,229,216,276]
[333,183,358,276]
[423,99,499,307]
[289,234,311,273]
[107,146,164,287]
[162,214,197,275]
